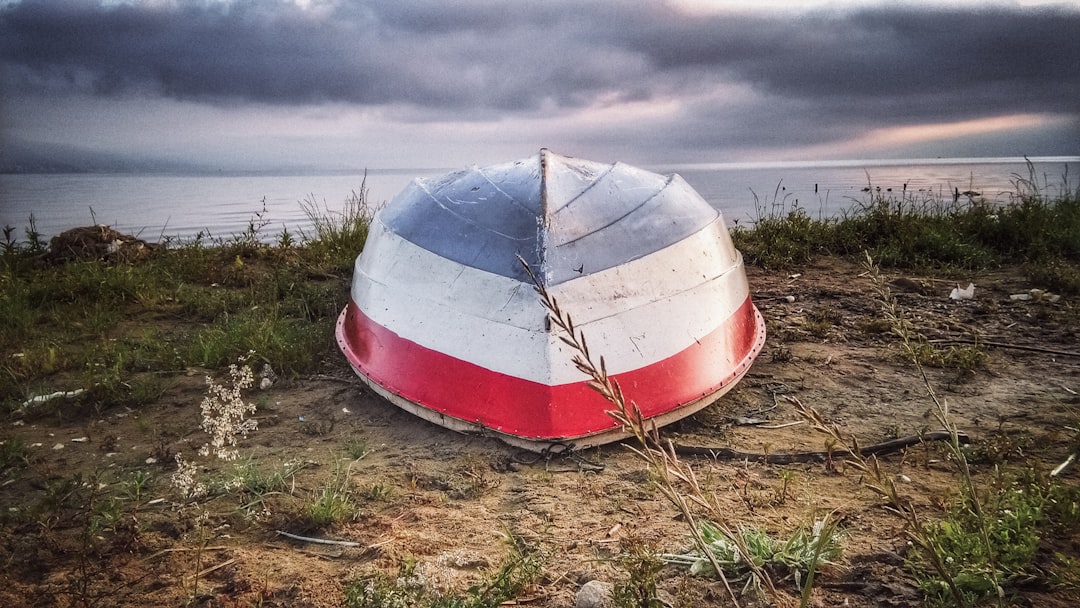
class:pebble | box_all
[575,580,613,608]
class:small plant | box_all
[612,540,666,608]
[346,435,370,460]
[121,469,152,503]
[775,469,796,505]
[23,214,46,255]
[170,354,262,504]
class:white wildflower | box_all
[199,360,258,460]
[171,453,206,499]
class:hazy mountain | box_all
[0,139,209,174]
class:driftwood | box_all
[672,430,969,464]
[275,530,362,547]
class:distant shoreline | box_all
[4,155,1079,177]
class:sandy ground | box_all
[2,256,1079,607]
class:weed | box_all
[0,192,369,410]
[364,480,394,502]
[345,435,370,460]
[612,540,666,608]
[186,309,325,375]
[802,307,836,339]
[1025,259,1080,296]
[221,457,301,497]
[775,469,796,505]
[23,214,46,254]
[1,224,19,259]
[661,517,842,598]
[732,172,1079,277]
[298,415,336,436]
[0,436,30,473]
[121,469,153,503]
[440,460,499,500]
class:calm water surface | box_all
[1,157,1076,243]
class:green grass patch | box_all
[734,165,1079,281]
[908,472,1080,606]
[0,190,372,414]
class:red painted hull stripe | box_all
[336,297,764,440]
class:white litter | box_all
[949,283,975,300]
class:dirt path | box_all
[2,257,1079,607]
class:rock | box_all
[575,580,613,608]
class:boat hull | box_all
[335,150,766,450]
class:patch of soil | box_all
[2,257,1079,607]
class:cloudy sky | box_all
[1,0,1078,172]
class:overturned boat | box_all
[336,149,765,450]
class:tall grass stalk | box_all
[790,254,1014,607]
[864,252,1003,604]
[519,257,777,606]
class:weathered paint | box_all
[336,149,766,449]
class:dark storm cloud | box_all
[620,5,1080,119]
[0,0,650,111]
[1,0,1078,152]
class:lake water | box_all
[1,157,1077,244]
